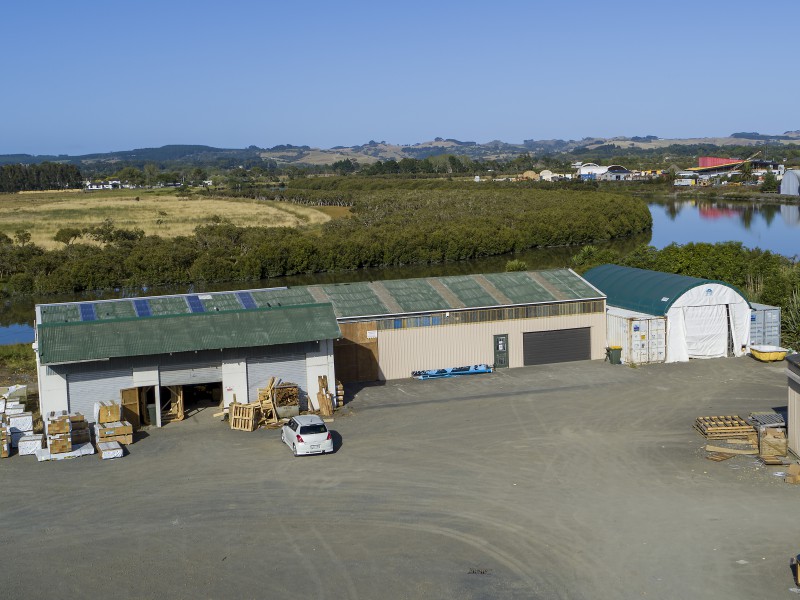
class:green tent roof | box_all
[37,303,340,365]
[583,264,749,316]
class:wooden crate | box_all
[229,402,260,432]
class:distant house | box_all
[598,165,632,182]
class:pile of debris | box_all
[695,413,791,469]
[222,376,342,433]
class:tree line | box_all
[0,162,83,192]
[0,187,651,295]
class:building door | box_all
[494,334,509,368]
[523,328,591,366]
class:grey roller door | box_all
[160,362,222,386]
[523,328,591,366]
[68,368,134,421]
[247,353,307,404]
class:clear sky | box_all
[2,0,797,155]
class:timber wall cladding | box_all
[334,321,379,383]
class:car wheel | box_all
[280,431,285,444]
[292,443,298,457]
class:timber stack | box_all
[46,411,91,454]
[317,375,334,417]
[94,401,133,446]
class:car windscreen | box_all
[299,424,327,435]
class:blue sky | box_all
[2,0,797,155]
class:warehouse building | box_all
[584,264,751,363]
[35,269,606,423]
[321,269,606,382]
[35,290,341,426]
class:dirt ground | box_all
[2,357,797,599]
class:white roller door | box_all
[160,362,222,386]
[247,353,307,403]
[68,368,134,421]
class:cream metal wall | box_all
[788,365,800,456]
[376,313,606,380]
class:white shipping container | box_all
[606,307,667,364]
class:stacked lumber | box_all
[257,379,279,426]
[229,401,260,432]
[317,376,334,417]
[93,402,133,445]
[97,441,124,460]
[45,411,91,455]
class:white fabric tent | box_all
[583,265,752,364]
[665,283,751,362]
[781,170,800,196]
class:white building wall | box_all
[222,360,248,407]
[36,360,69,417]
[305,338,337,410]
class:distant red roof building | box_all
[699,156,741,168]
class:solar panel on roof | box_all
[237,291,257,309]
[79,303,96,321]
[186,295,205,313]
[134,299,151,317]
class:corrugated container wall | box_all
[606,307,666,364]
[750,303,781,347]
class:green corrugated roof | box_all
[148,296,191,317]
[37,303,340,365]
[200,293,241,312]
[583,264,749,316]
[484,272,552,304]
[318,282,388,318]
[251,287,316,307]
[381,279,451,313]
[438,276,497,307]
[94,300,137,321]
[39,304,81,324]
[538,270,600,299]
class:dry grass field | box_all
[0,190,332,249]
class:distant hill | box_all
[3,132,799,170]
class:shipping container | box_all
[606,307,666,365]
[750,302,781,347]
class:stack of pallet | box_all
[758,427,788,464]
[694,415,758,460]
[317,375,334,417]
[93,401,133,456]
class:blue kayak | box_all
[412,364,493,380]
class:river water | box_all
[4,197,798,344]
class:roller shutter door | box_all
[523,328,591,366]
[160,362,222,386]
[247,353,307,404]
[68,368,134,421]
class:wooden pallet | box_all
[229,402,260,432]
[694,416,755,439]
[706,452,735,462]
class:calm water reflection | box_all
[649,198,800,259]
[5,196,799,341]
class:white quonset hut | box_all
[35,290,341,426]
[781,170,800,196]
[584,265,751,362]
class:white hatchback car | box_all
[280,415,334,456]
